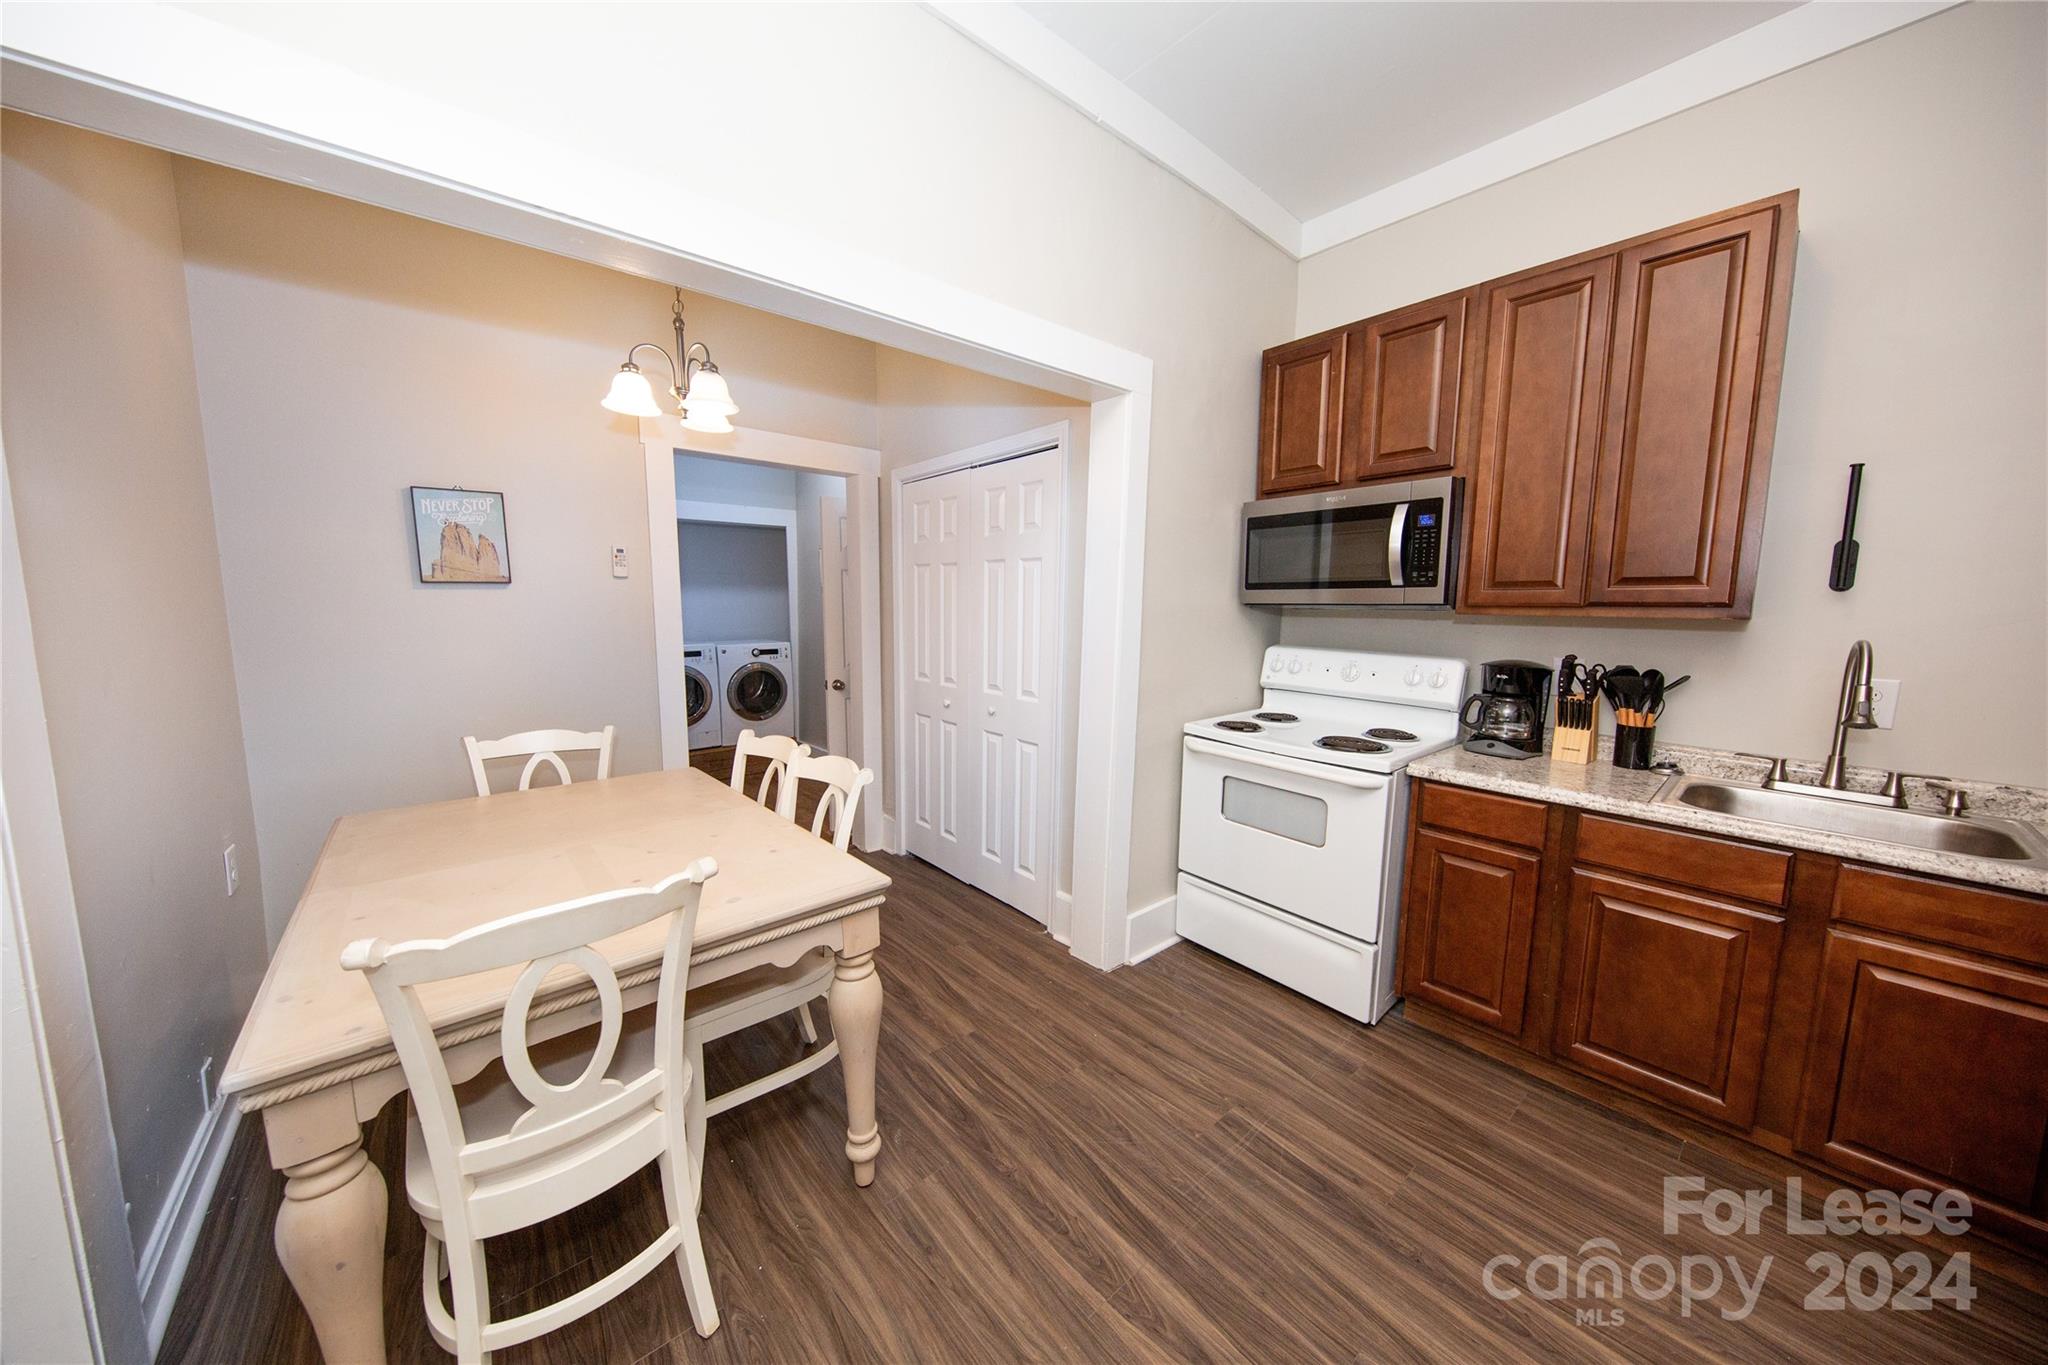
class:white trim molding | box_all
[930,0,1960,261]
[136,1099,240,1355]
[1126,893,1181,966]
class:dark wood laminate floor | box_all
[164,796,2048,1363]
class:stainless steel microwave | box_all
[1240,477,1460,607]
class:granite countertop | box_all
[1407,740,2048,897]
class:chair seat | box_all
[406,1024,660,1223]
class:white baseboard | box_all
[1126,893,1181,965]
[878,813,900,854]
[138,1096,239,1356]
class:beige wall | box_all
[183,0,1298,915]
[874,349,1092,900]
[172,159,882,940]
[0,115,269,1250]
[1287,2,2048,785]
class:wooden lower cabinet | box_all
[1796,929,2048,1240]
[1554,870,1784,1127]
[1398,828,1541,1034]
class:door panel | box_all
[819,498,849,758]
[1798,929,2048,1235]
[1398,828,1541,1033]
[1555,870,1783,1127]
[1258,331,1346,495]
[1589,206,1781,606]
[1343,291,1469,481]
[1461,258,1614,609]
[903,469,974,882]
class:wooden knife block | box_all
[1552,700,1598,765]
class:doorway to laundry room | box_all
[676,454,852,780]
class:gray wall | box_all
[1287,3,2048,786]
[678,521,790,641]
[0,114,269,1252]
[174,161,880,941]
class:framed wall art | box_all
[411,486,511,584]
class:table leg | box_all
[264,1095,389,1365]
[829,932,884,1187]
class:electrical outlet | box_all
[223,842,239,897]
[198,1056,214,1108]
[611,545,629,578]
[1869,678,1901,729]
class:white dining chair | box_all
[726,729,807,810]
[777,752,876,852]
[341,860,721,1362]
[463,726,615,797]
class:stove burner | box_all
[1214,719,1264,733]
[1366,727,1419,743]
[1254,711,1299,724]
[1314,735,1389,754]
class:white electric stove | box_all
[1176,646,1467,1023]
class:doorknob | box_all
[942,700,952,708]
[830,679,846,692]
[987,707,996,716]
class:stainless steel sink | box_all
[1653,776,2048,865]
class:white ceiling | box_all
[941,2,1950,256]
[1019,2,1797,220]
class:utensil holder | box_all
[1612,722,1656,771]
[1552,698,1598,765]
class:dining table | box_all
[220,766,891,1364]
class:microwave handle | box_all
[1386,502,1410,588]
[1185,735,1393,790]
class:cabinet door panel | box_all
[1344,292,1467,481]
[1399,829,1541,1033]
[1555,870,1783,1127]
[1589,206,1784,606]
[1258,332,1346,496]
[1799,930,2048,1236]
[1460,258,1614,609]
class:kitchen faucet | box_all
[1821,639,1878,788]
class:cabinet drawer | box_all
[1832,865,2048,969]
[1555,870,1785,1128]
[1574,815,1790,907]
[1417,782,1547,850]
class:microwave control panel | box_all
[1404,500,1445,587]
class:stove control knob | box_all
[1404,665,1423,687]
[1341,663,1360,683]
[1429,668,1448,690]
[1287,657,1304,675]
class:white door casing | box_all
[903,469,974,883]
[896,427,1067,926]
[820,498,850,758]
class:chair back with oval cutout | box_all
[779,752,874,852]
[341,859,715,1242]
[727,729,808,810]
[464,726,615,796]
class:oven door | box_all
[1177,735,1397,940]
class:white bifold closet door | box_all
[904,447,1061,923]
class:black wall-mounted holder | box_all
[1829,462,1864,592]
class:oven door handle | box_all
[1185,736,1393,790]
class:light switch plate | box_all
[1869,678,1901,729]
[611,546,629,578]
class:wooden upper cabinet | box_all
[1554,869,1785,1128]
[1459,257,1614,610]
[1342,290,1470,482]
[1588,200,1795,610]
[1257,330,1347,495]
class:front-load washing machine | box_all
[717,642,796,744]
[684,645,721,749]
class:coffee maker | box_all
[1460,660,1554,760]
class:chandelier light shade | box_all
[600,364,663,417]
[600,290,738,428]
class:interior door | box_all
[903,469,974,882]
[819,496,849,757]
[966,448,1061,923]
